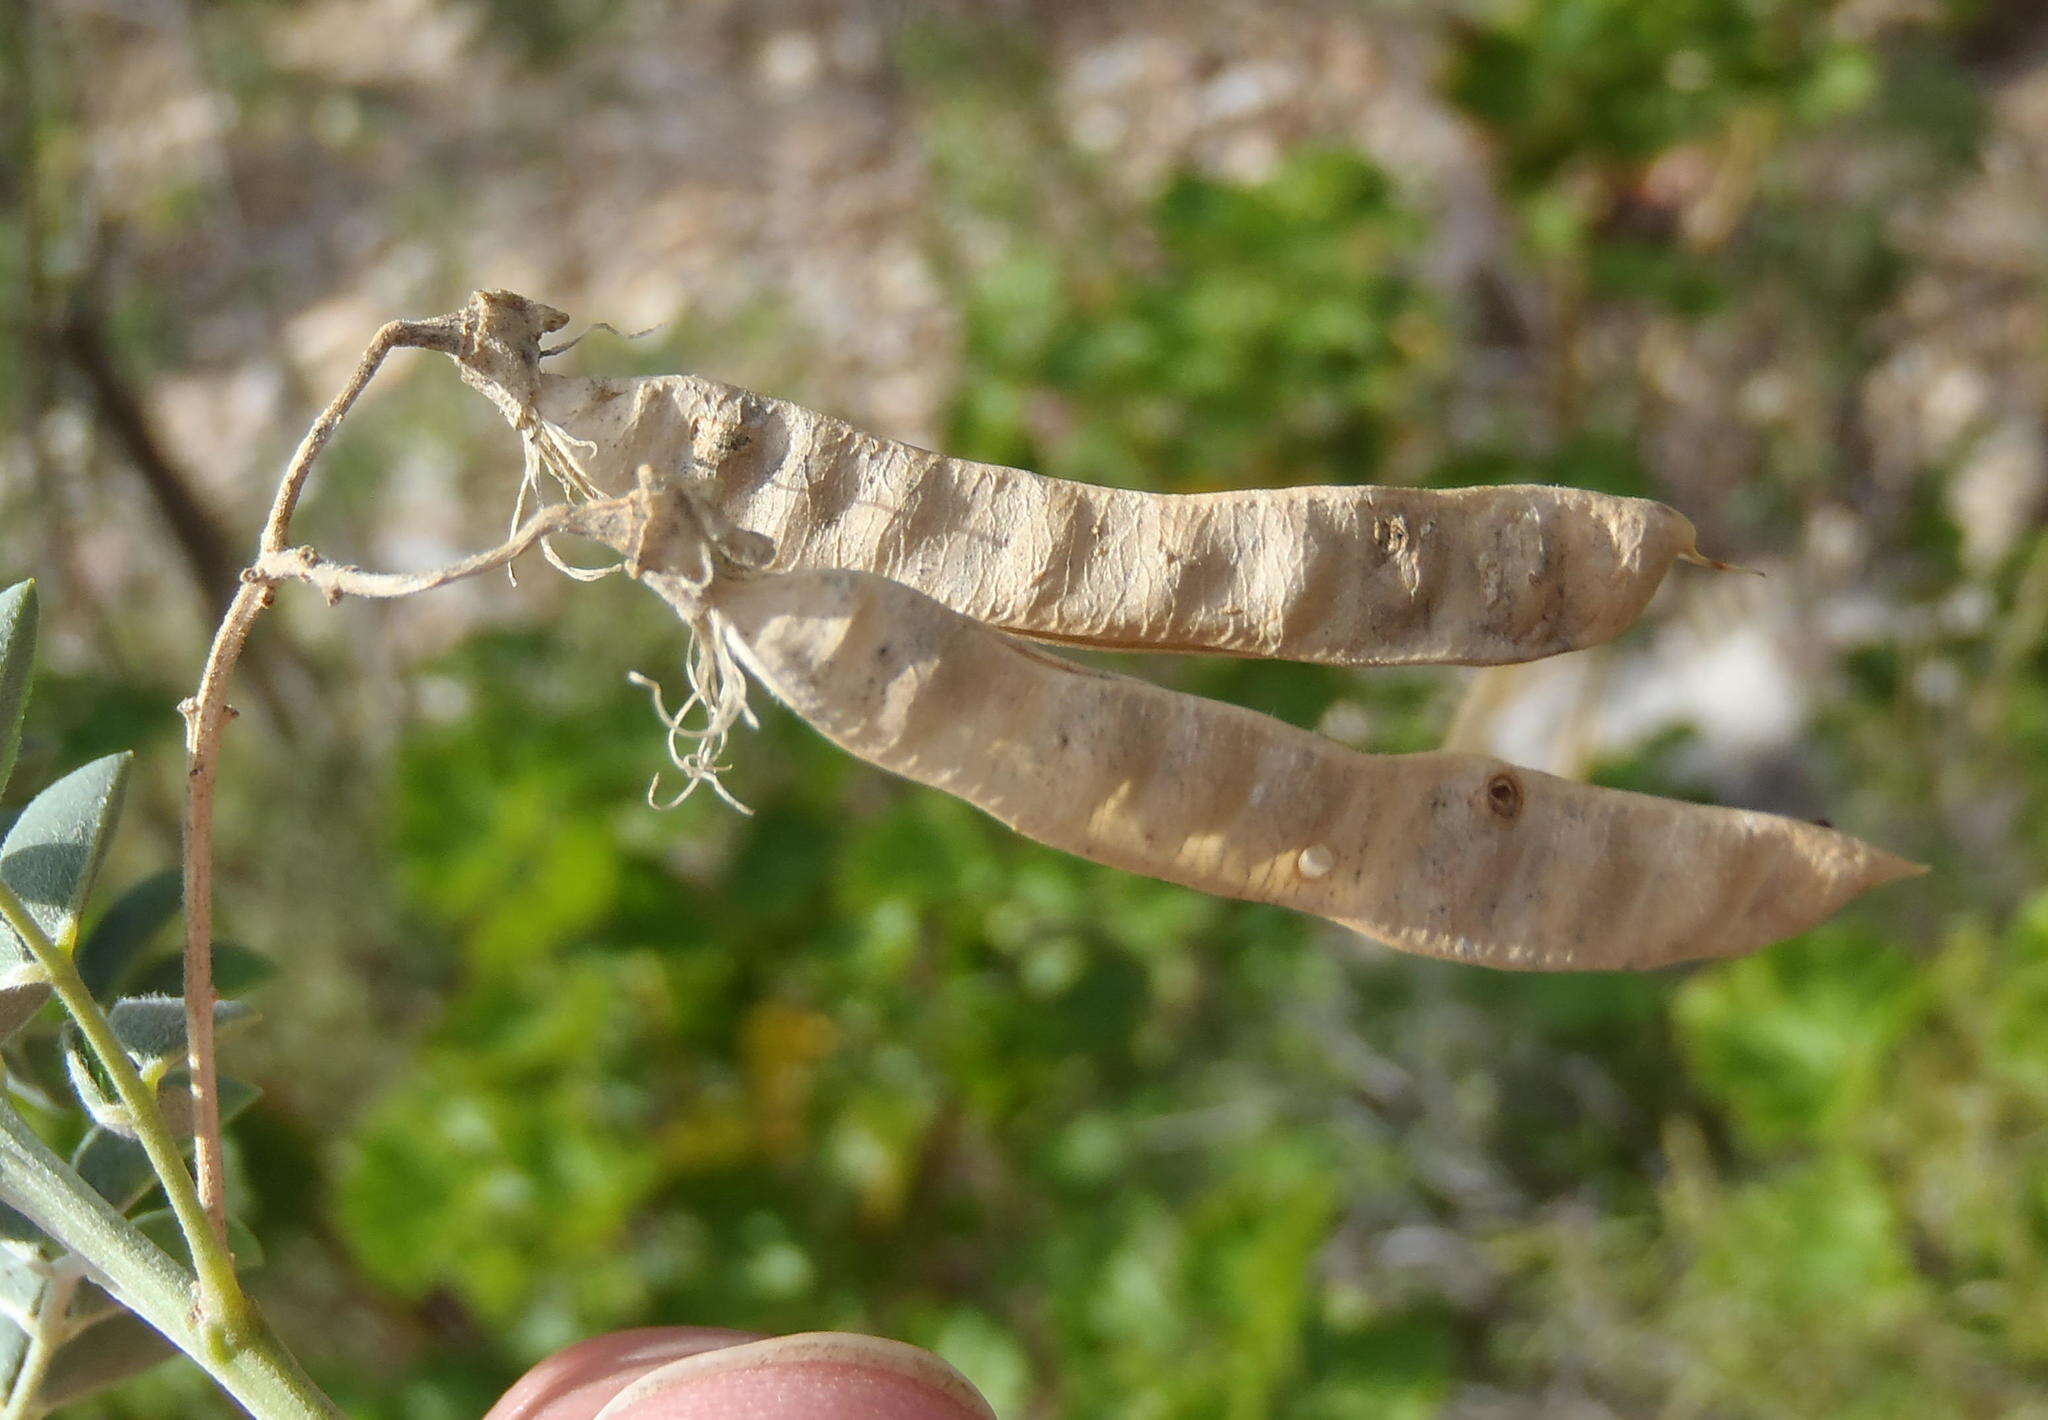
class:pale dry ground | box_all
[39,0,2048,738]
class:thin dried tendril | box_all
[540,318,671,359]
[627,611,757,815]
[506,412,618,585]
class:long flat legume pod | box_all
[462,291,1710,668]
[686,564,1916,971]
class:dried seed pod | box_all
[689,565,1917,971]
[459,291,1710,668]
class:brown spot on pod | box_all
[1486,772,1522,822]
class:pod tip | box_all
[1679,546,1764,577]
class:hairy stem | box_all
[0,1103,338,1418]
[0,885,248,1348]
[177,578,266,1255]
[250,503,583,604]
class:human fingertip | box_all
[483,1326,763,1419]
[593,1331,998,1420]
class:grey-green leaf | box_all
[61,1026,123,1134]
[130,940,276,1000]
[1,753,132,949]
[0,753,132,1045]
[107,996,256,1073]
[33,1312,175,1410]
[0,988,47,1048]
[77,870,182,1001]
[71,1131,152,1216]
[72,1076,262,1212]
[151,1072,260,1139]
[129,1207,263,1270]
[0,1253,40,1391]
[0,582,36,798]
[61,1280,124,1332]
[0,1200,45,1248]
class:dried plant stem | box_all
[176,519,580,1277]
[179,578,265,1259]
[179,316,462,1279]
[175,305,598,1354]
[248,504,582,604]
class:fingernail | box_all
[592,1332,998,1420]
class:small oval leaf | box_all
[0,1253,43,1331]
[0,990,47,1047]
[0,1200,47,1249]
[33,1312,175,1410]
[0,749,126,1045]
[62,1281,124,1332]
[130,1207,263,1270]
[1,753,133,949]
[72,1076,262,1212]
[71,1131,152,1215]
[61,1026,126,1135]
[151,1073,261,1139]
[128,941,275,1001]
[107,996,256,1073]
[0,1255,40,1386]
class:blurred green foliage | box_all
[1447,0,1878,187]
[14,0,2048,1416]
[949,148,1445,492]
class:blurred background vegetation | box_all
[4,0,2048,1415]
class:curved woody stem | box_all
[177,313,464,1310]
[173,295,610,1386]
